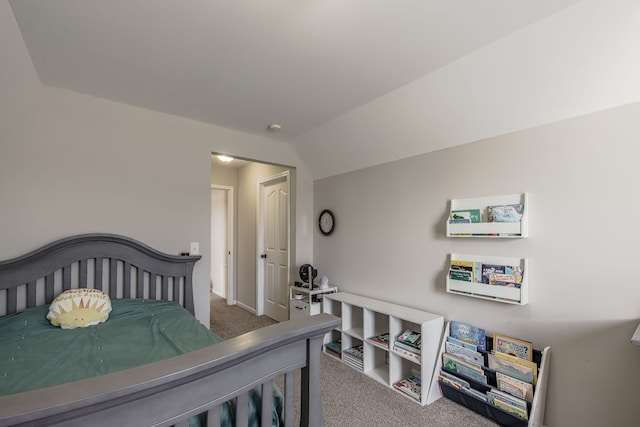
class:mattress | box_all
[0,298,284,426]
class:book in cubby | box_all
[393,374,421,401]
[392,328,421,363]
[427,320,551,427]
[342,343,364,371]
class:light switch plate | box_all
[190,242,199,255]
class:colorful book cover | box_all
[496,372,534,402]
[442,353,487,384]
[393,375,421,399]
[445,341,484,366]
[447,336,478,352]
[449,321,487,351]
[368,332,390,348]
[481,264,507,284]
[487,353,536,385]
[493,333,533,361]
[452,209,482,223]
[397,329,421,346]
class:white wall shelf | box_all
[323,292,444,406]
[428,321,550,426]
[446,254,529,305]
[446,193,529,238]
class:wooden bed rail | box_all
[0,313,340,427]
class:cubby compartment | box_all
[446,254,529,305]
[366,343,390,385]
[323,292,444,406]
[446,193,529,238]
[342,304,364,339]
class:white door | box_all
[210,188,228,298]
[260,175,289,322]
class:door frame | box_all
[256,170,291,317]
[211,184,236,305]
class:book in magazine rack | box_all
[0,233,339,427]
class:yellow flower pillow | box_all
[47,288,112,329]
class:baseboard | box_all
[235,300,256,315]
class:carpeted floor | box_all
[210,293,498,426]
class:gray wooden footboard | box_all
[0,313,340,427]
[0,233,340,426]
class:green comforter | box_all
[0,299,283,426]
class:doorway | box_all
[211,155,293,322]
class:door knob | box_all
[260,254,267,259]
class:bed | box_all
[0,233,339,427]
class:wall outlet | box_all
[190,242,199,255]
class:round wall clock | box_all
[318,209,335,236]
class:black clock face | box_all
[319,209,335,236]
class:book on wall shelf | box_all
[446,193,529,238]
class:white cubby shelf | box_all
[447,254,529,305]
[446,193,529,238]
[322,292,444,406]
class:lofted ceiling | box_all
[9,0,583,146]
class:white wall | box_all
[0,0,40,102]
[313,101,640,426]
[295,0,640,180]
[0,85,312,326]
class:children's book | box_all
[493,333,533,361]
[449,321,486,351]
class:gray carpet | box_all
[210,293,497,426]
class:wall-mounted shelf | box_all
[446,254,529,305]
[446,193,529,238]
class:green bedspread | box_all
[0,299,284,426]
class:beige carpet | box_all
[210,293,497,426]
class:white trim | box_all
[235,300,256,315]
[256,170,291,317]
[211,184,236,305]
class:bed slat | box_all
[285,371,295,427]
[45,272,55,303]
[136,267,144,298]
[150,273,157,300]
[62,265,71,291]
[236,392,249,427]
[162,275,169,300]
[261,380,274,427]
[27,281,37,307]
[109,258,117,297]
[207,406,220,427]
[173,277,180,305]
[79,259,88,290]
[95,257,104,292]
[123,262,131,298]
[7,287,17,314]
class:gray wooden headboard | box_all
[0,233,201,316]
